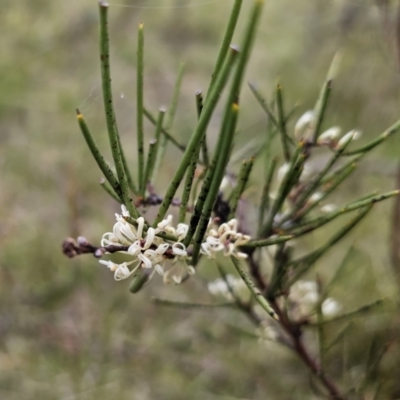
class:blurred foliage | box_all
[1,0,400,398]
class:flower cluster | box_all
[288,280,341,320]
[99,205,253,286]
[201,219,250,260]
[99,205,194,284]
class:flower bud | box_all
[294,111,315,140]
[336,129,362,149]
[317,127,341,145]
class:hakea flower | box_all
[201,218,250,260]
[99,205,192,285]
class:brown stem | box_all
[247,253,346,399]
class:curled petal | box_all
[220,229,237,242]
[128,241,142,256]
[176,223,189,241]
[143,228,155,249]
[157,215,173,230]
[156,243,169,255]
[136,217,145,239]
[138,253,153,269]
[172,242,187,257]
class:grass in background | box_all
[1,0,400,398]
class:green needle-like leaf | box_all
[99,178,121,202]
[76,109,122,201]
[137,22,145,196]
[98,2,139,218]
[228,157,254,219]
[276,83,291,161]
[231,256,278,320]
[342,118,400,155]
[154,45,239,226]
[207,0,243,99]
[143,107,185,152]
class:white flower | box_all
[201,219,250,260]
[101,208,139,247]
[99,259,138,281]
[98,207,251,288]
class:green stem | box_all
[187,0,265,255]
[191,103,240,263]
[152,298,234,309]
[248,82,295,146]
[196,90,209,166]
[258,157,277,236]
[137,22,145,196]
[143,107,185,152]
[76,109,122,201]
[341,118,400,155]
[228,157,254,219]
[286,206,373,285]
[99,178,121,202]
[276,83,291,161]
[154,46,239,226]
[143,140,157,190]
[207,0,243,99]
[289,190,399,235]
[98,2,139,218]
[311,80,332,143]
[261,142,305,236]
[231,256,278,320]
[148,108,166,185]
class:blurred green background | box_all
[1,0,400,398]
